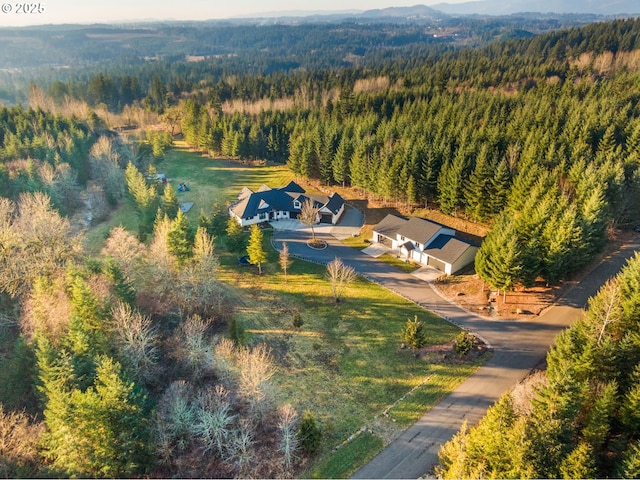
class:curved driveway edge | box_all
[271,227,640,479]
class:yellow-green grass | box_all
[159,142,294,222]
[341,233,370,250]
[310,431,383,479]
[83,201,139,255]
[217,232,482,477]
[377,253,422,273]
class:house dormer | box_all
[293,199,302,209]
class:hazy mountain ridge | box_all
[433,0,640,16]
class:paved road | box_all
[272,224,640,479]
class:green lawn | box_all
[88,145,488,478]
[217,235,483,478]
[159,142,294,222]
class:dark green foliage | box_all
[453,331,475,356]
[225,217,246,255]
[228,316,246,346]
[210,201,230,238]
[298,410,322,454]
[161,182,179,219]
[402,315,427,349]
[293,312,304,329]
[167,210,194,263]
[103,258,136,306]
[0,336,37,412]
[439,253,640,479]
[0,106,95,200]
[39,354,152,477]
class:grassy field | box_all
[159,142,294,221]
[88,144,487,478]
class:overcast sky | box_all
[0,0,472,27]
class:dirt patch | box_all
[405,339,491,364]
[432,228,637,320]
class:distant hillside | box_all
[433,0,640,16]
[358,5,446,21]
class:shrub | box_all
[402,315,427,349]
[293,312,303,329]
[297,410,321,454]
[453,331,475,356]
[228,316,246,346]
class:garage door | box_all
[427,256,447,272]
[320,213,333,224]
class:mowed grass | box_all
[218,232,481,478]
[159,141,294,222]
[88,145,487,478]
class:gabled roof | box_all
[397,217,448,245]
[424,235,476,265]
[230,181,345,220]
[373,214,408,239]
[281,180,306,194]
[324,192,345,215]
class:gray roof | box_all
[397,216,448,245]
[424,235,476,265]
[373,214,408,239]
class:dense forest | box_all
[0,10,608,105]
[3,13,640,478]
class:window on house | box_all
[259,213,267,220]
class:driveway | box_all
[271,227,640,478]
[270,204,364,240]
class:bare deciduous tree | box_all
[155,381,196,462]
[299,198,321,243]
[111,301,159,383]
[326,257,357,303]
[0,193,81,297]
[193,385,235,458]
[175,227,222,317]
[213,338,237,386]
[237,343,276,421]
[176,315,214,380]
[102,226,146,278]
[228,419,255,478]
[277,403,299,472]
[0,406,45,478]
[279,242,293,282]
[20,275,71,343]
[89,137,126,205]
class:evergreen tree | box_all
[247,224,267,274]
[437,150,467,216]
[488,159,510,216]
[161,183,179,220]
[166,210,193,263]
[463,145,493,221]
[226,216,245,255]
[40,354,152,477]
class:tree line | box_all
[438,252,640,478]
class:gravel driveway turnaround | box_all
[271,225,640,478]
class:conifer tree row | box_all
[438,253,640,479]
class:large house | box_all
[372,214,478,275]
[229,180,345,227]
